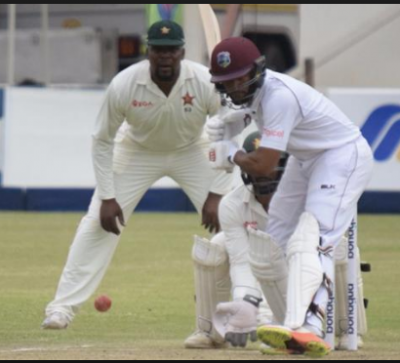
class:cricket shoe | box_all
[258,326,331,358]
[260,343,299,356]
[41,312,70,330]
[184,331,228,349]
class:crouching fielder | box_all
[207,37,374,357]
[185,133,288,349]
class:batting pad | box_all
[247,226,288,324]
[285,212,324,329]
[192,234,231,341]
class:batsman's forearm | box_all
[92,137,116,200]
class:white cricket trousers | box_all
[265,136,373,328]
[46,137,221,320]
[266,136,374,253]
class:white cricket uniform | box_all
[249,70,374,252]
[232,70,375,337]
[46,60,233,319]
[218,184,269,300]
[246,70,374,332]
[202,184,276,327]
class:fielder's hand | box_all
[215,295,261,348]
[100,199,125,235]
[201,192,223,234]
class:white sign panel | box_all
[3,88,399,192]
[327,89,400,192]
[3,87,102,188]
[2,87,180,189]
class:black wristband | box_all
[243,295,263,308]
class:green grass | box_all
[0,213,399,360]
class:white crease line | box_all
[0,345,94,353]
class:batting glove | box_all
[209,140,242,172]
[206,110,253,142]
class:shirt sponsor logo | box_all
[263,128,285,139]
[244,221,258,229]
[209,148,216,162]
[132,100,154,108]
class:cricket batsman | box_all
[186,132,369,353]
[205,37,373,357]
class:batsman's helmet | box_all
[241,132,288,196]
[210,37,267,106]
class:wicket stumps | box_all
[326,216,358,351]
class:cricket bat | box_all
[198,4,221,59]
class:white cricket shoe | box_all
[41,312,70,330]
[184,331,227,349]
[336,335,364,350]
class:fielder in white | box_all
[41,20,233,330]
[186,133,369,352]
[206,37,374,357]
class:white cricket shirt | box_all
[251,70,361,161]
[92,60,221,199]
